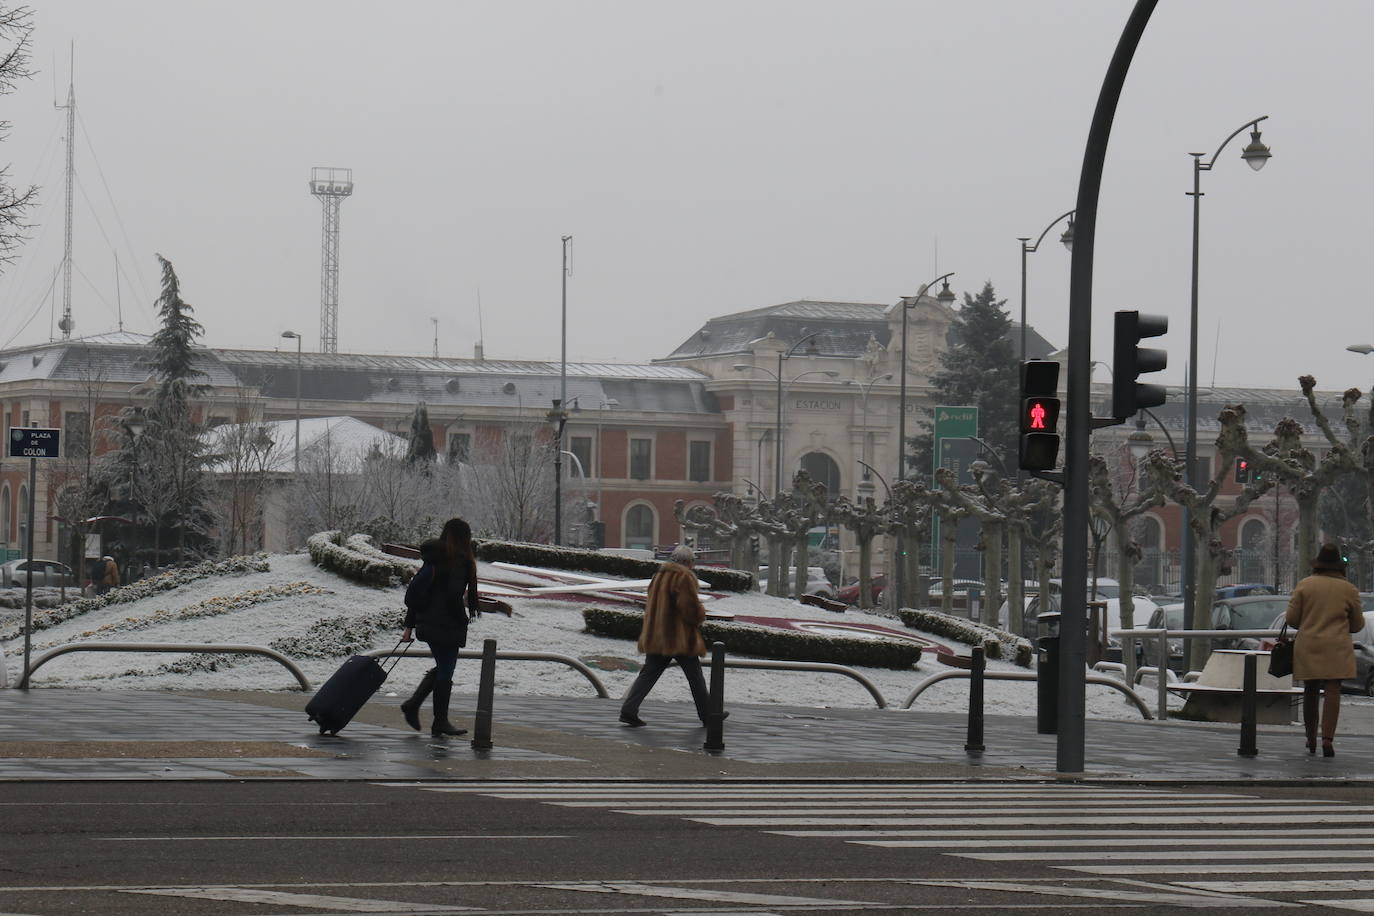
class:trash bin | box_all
[1037,611,1060,735]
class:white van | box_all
[757,566,835,599]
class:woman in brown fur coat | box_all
[1286,543,1364,757]
[619,545,713,727]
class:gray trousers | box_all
[620,654,710,721]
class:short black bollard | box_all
[703,641,726,752]
[965,646,985,755]
[1237,651,1258,758]
[470,638,497,751]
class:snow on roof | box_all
[204,416,404,474]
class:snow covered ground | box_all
[0,552,1164,720]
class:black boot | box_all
[430,679,467,737]
[400,668,437,732]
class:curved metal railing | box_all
[720,658,888,709]
[366,648,610,698]
[23,642,312,690]
[901,667,1153,719]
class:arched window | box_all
[799,451,841,497]
[1133,515,1164,588]
[1,486,9,544]
[1239,517,1267,583]
[624,504,656,550]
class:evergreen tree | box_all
[907,281,1019,476]
[406,401,437,464]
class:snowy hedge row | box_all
[0,554,271,640]
[896,608,1034,667]
[475,540,753,593]
[74,582,328,640]
[345,534,420,583]
[307,531,408,587]
[582,607,922,670]
[271,608,405,659]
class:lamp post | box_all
[547,399,569,546]
[844,373,892,494]
[733,352,839,495]
[1017,211,1075,363]
[280,331,303,472]
[1182,115,1272,637]
[895,273,956,609]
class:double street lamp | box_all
[1017,211,1075,362]
[733,337,839,495]
[1182,115,1272,631]
[844,372,892,494]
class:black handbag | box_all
[1268,623,1294,678]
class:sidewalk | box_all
[1,687,1371,783]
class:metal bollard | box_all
[1237,652,1258,758]
[470,638,497,751]
[1156,630,1169,721]
[965,646,985,755]
[703,641,726,752]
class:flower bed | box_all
[582,607,922,669]
[73,582,329,639]
[0,554,271,640]
[307,531,409,587]
[475,539,752,592]
[896,608,1034,667]
[270,608,405,659]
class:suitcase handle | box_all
[379,635,409,676]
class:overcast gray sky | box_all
[1,1,1369,393]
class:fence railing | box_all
[21,642,312,690]
[1112,627,1281,720]
[365,648,610,698]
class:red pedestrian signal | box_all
[1019,361,1061,472]
[1025,398,1059,431]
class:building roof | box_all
[661,299,1058,362]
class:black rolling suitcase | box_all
[306,639,405,735]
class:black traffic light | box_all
[1235,458,1250,483]
[1019,360,1061,471]
[1112,310,1169,419]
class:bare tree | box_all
[50,346,112,574]
[0,5,35,268]
[205,406,286,555]
[459,423,557,542]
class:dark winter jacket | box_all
[403,540,480,649]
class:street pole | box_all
[775,348,783,495]
[20,453,35,688]
[1183,115,1270,645]
[556,235,572,546]
[281,331,302,472]
[1062,0,1157,773]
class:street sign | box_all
[8,427,60,459]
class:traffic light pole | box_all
[1061,0,1158,774]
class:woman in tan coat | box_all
[1285,543,1364,757]
[618,545,712,728]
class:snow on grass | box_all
[0,552,1163,720]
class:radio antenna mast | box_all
[55,46,75,339]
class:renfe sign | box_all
[9,427,61,459]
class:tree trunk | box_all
[1114,524,1138,682]
[941,528,956,616]
[981,522,1003,627]
[905,536,920,613]
[858,537,873,609]
[793,537,809,599]
[1296,493,1317,584]
[1187,537,1220,673]
[1007,528,1024,637]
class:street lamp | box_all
[894,273,955,609]
[280,331,303,472]
[547,399,569,546]
[733,346,839,495]
[844,373,892,491]
[1183,115,1272,634]
[1017,211,1074,362]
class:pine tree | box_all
[908,281,1019,476]
[405,402,437,464]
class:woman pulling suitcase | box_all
[400,517,481,737]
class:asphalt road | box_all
[5,779,1374,914]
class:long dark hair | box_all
[438,517,475,573]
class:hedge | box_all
[896,608,1034,667]
[307,531,408,587]
[582,606,922,669]
[473,539,753,593]
[345,533,420,583]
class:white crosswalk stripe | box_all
[379,780,1374,910]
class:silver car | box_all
[0,558,78,588]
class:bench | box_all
[1170,649,1300,724]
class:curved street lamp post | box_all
[1017,210,1075,363]
[733,345,839,495]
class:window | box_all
[629,438,652,480]
[446,432,471,464]
[20,410,29,428]
[689,440,711,483]
[625,504,655,549]
[64,411,90,460]
[0,486,8,544]
[570,436,593,479]
[800,452,841,496]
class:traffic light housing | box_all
[1112,310,1169,419]
[1019,360,1061,471]
[1235,458,1250,484]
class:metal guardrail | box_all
[901,668,1154,720]
[720,658,887,709]
[367,648,610,699]
[1111,627,1281,720]
[22,643,312,690]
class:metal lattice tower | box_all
[309,167,353,353]
[56,79,75,339]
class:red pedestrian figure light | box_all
[1029,401,1047,430]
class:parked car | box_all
[1144,603,1186,672]
[0,558,77,589]
[838,574,886,606]
[998,579,1160,639]
[1215,583,1279,599]
[1210,594,1291,650]
[757,566,835,599]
